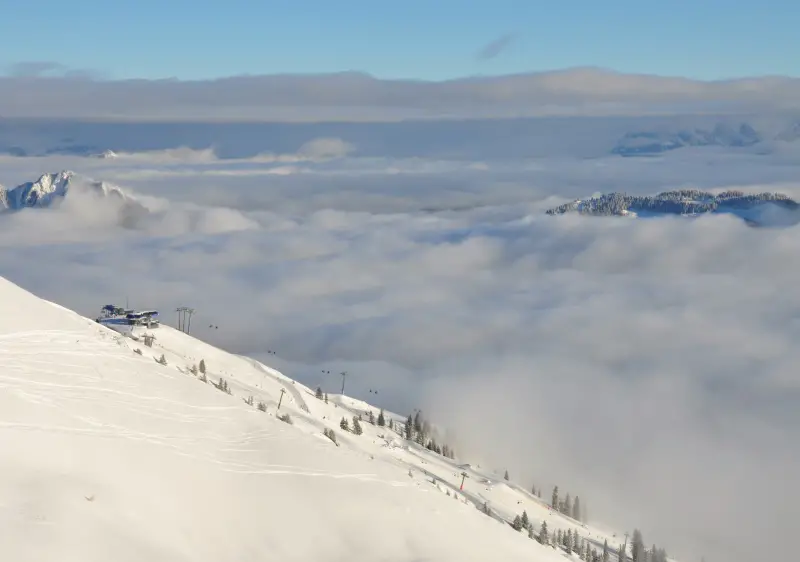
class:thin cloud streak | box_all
[476,33,516,60]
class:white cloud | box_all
[1,144,799,562]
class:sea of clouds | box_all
[1,119,799,562]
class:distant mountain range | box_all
[545,189,800,226]
[611,120,800,156]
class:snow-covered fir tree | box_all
[631,529,645,562]
[538,521,548,545]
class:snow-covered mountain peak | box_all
[0,170,131,211]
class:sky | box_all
[1,0,798,81]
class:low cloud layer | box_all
[2,68,800,120]
[1,145,799,562]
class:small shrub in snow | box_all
[244,395,254,406]
[324,393,328,403]
[199,372,208,383]
[278,413,292,425]
[189,364,198,375]
[257,401,267,412]
[133,348,143,355]
[155,354,167,365]
[199,359,206,374]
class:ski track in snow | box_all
[0,329,410,487]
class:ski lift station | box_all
[96,305,160,335]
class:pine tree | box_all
[199,359,206,374]
[573,496,581,521]
[618,543,628,562]
[566,529,573,554]
[413,411,422,433]
[340,417,349,431]
[552,486,559,509]
[352,416,363,435]
[504,470,510,481]
[531,484,536,496]
[520,510,529,530]
[405,414,413,439]
[528,525,535,539]
[377,409,385,426]
[538,521,548,544]
[602,540,610,562]
[368,410,375,425]
[631,529,645,562]
[388,418,394,430]
[564,493,572,516]
[556,529,562,546]
[512,515,522,531]
[324,393,328,403]
[315,386,323,399]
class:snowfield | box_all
[0,276,628,562]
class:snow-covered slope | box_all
[1,276,633,562]
[0,170,130,211]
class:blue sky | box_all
[1,0,797,81]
